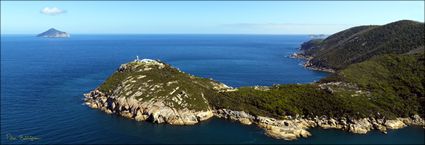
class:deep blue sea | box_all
[1,35,424,144]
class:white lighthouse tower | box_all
[135,55,140,62]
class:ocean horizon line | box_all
[1,33,328,36]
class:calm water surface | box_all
[1,35,423,144]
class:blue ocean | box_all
[1,35,424,144]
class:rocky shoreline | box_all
[214,109,425,140]
[290,53,335,73]
[84,89,213,125]
[84,91,424,141]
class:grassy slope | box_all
[97,61,223,111]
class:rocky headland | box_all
[85,58,229,125]
[85,58,425,141]
[83,18,425,142]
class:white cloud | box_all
[40,7,66,15]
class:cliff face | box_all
[84,90,213,125]
[37,28,70,38]
[84,59,231,125]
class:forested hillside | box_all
[299,20,424,70]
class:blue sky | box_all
[1,1,424,34]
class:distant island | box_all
[37,28,70,38]
[84,20,424,141]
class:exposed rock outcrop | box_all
[84,59,227,125]
[384,119,406,130]
[214,109,312,140]
[213,108,424,140]
[84,90,213,125]
[214,109,255,125]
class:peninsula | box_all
[85,20,424,141]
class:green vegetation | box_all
[95,20,424,120]
[97,52,424,119]
[300,20,424,70]
[299,39,323,56]
[205,53,424,119]
[98,60,225,111]
[338,53,425,117]
[207,84,375,119]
